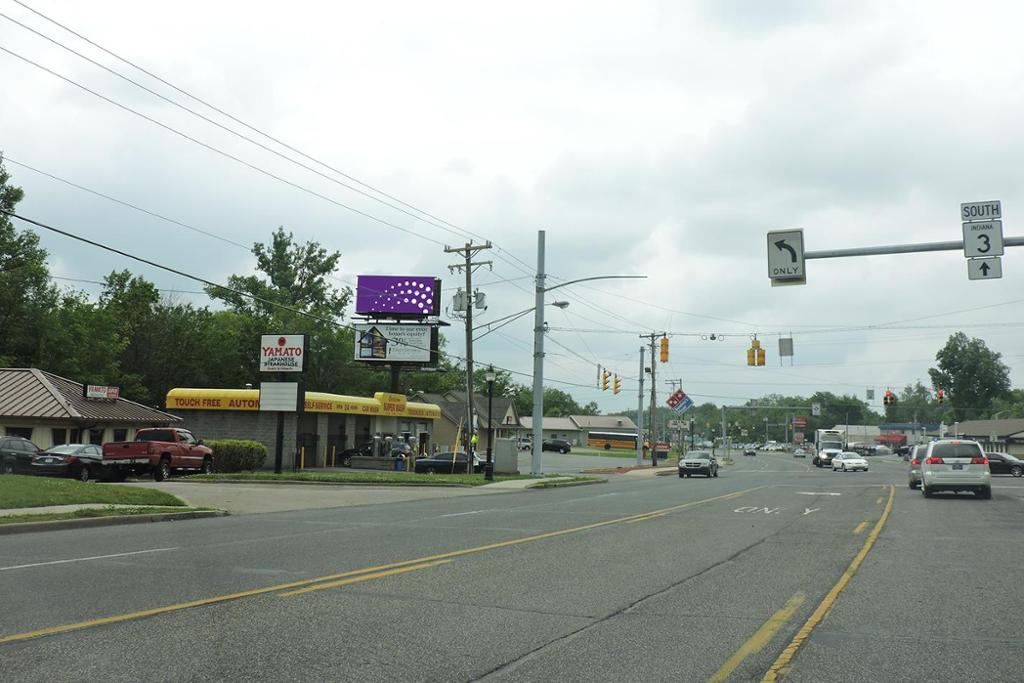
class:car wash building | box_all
[166,388,441,469]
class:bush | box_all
[207,439,267,472]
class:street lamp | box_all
[531,229,647,475]
[484,364,496,481]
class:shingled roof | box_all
[0,368,180,423]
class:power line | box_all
[0,44,449,247]
[2,208,598,395]
[5,0,540,281]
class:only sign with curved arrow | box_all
[767,229,806,285]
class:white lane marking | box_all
[802,507,821,516]
[0,547,179,572]
[794,492,842,496]
[438,510,492,518]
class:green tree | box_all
[207,228,366,395]
[511,386,591,417]
[989,389,1024,419]
[0,156,57,366]
[928,332,1011,421]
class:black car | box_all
[414,451,482,474]
[0,436,41,474]
[31,444,104,482]
[337,442,374,467]
[986,452,1024,477]
[542,439,572,454]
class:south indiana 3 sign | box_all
[259,335,309,373]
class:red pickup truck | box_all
[102,428,214,481]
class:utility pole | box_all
[445,241,492,458]
[639,333,663,465]
[636,346,645,466]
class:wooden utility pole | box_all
[445,242,492,457]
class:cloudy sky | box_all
[2,0,1022,413]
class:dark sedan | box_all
[414,451,482,474]
[986,452,1024,477]
[31,444,104,482]
[0,436,42,474]
[542,439,572,454]
[337,442,373,467]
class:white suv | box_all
[920,439,991,499]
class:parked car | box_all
[986,452,1024,477]
[542,439,572,454]
[102,428,213,481]
[335,442,378,466]
[908,444,925,489]
[832,452,868,472]
[518,438,533,451]
[413,451,482,474]
[31,444,104,482]
[0,436,41,474]
[743,446,756,456]
[920,439,991,498]
[679,450,718,478]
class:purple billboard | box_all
[355,275,437,316]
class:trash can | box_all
[394,458,405,472]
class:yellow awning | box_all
[166,388,440,419]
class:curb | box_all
[189,478,477,488]
[526,478,606,489]
[0,510,228,536]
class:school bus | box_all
[587,431,638,450]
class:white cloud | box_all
[2,0,1022,414]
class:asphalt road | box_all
[2,452,1022,682]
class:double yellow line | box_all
[0,486,763,646]
[760,484,895,681]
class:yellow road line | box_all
[852,521,868,535]
[710,592,806,683]
[624,512,668,524]
[280,560,450,597]
[0,485,764,646]
[761,485,895,682]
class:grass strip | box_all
[0,475,185,510]
[0,506,209,525]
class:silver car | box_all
[907,444,925,489]
[679,450,718,478]
[920,439,991,499]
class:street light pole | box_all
[531,231,547,476]
[529,230,647,475]
[485,365,496,481]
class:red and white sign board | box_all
[792,416,807,428]
[84,385,120,400]
[259,334,308,373]
[666,390,685,408]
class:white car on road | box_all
[832,452,868,472]
[920,439,991,499]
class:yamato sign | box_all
[259,334,308,373]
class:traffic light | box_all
[747,338,765,366]
[937,388,945,403]
[659,336,669,363]
[602,370,610,391]
[883,389,897,406]
[613,374,621,394]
